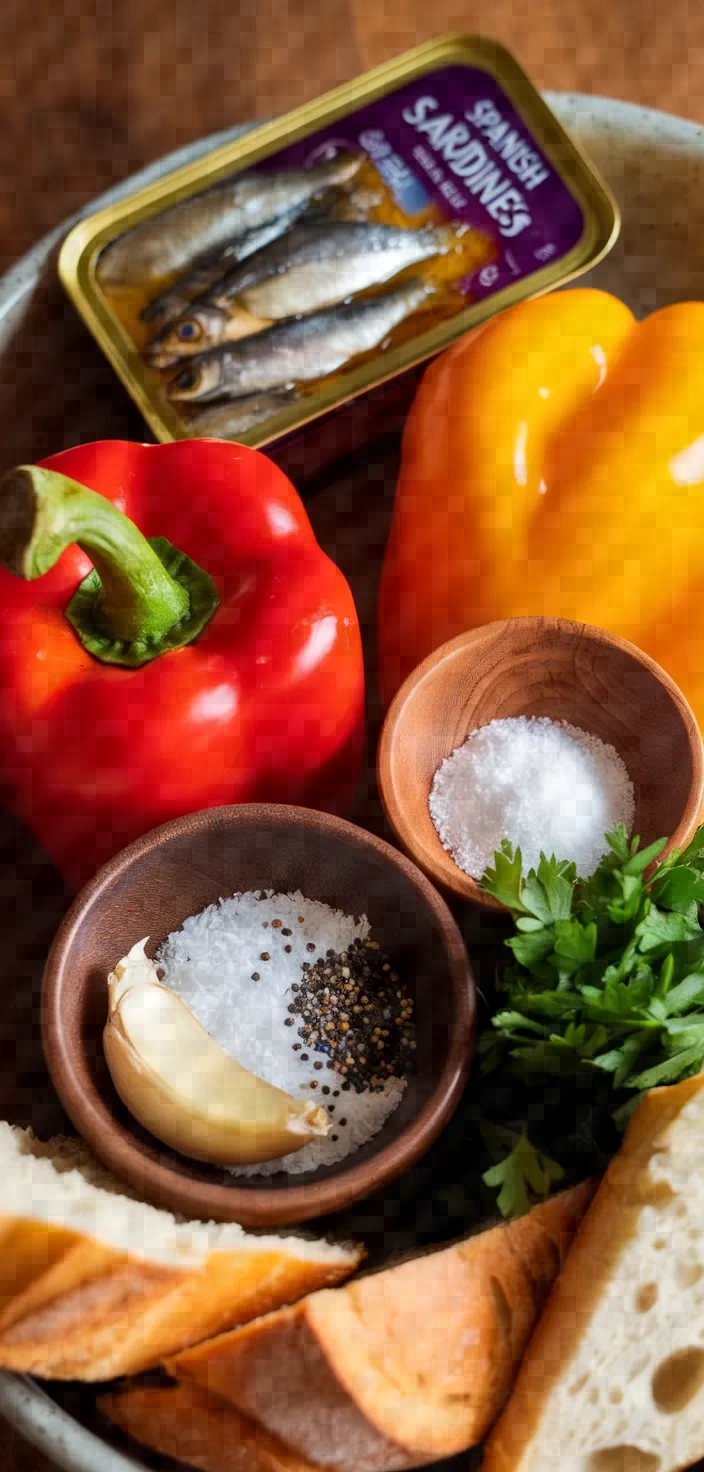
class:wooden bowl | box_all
[42,804,475,1227]
[378,617,704,912]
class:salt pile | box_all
[429,715,635,879]
[157,891,407,1176]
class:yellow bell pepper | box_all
[378,287,704,726]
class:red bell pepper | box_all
[0,439,364,888]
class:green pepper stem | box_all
[0,465,189,641]
[0,465,219,668]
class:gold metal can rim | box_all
[58,34,621,451]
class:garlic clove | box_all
[104,940,329,1166]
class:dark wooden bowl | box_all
[378,617,704,912]
[42,804,475,1227]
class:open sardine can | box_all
[58,34,620,479]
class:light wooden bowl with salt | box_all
[377,616,704,912]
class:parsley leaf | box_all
[507,928,555,969]
[606,825,631,864]
[480,841,530,914]
[627,1043,704,1089]
[662,973,704,1014]
[621,837,669,876]
[482,1129,565,1218]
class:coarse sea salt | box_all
[156,891,407,1177]
[429,715,635,880]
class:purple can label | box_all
[262,66,585,301]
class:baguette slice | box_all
[482,1071,704,1472]
[0,1121,361,1381]
[168,1182,594,1472]
[100,1382,328,1472]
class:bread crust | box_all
[99,1381,328,1472]
[0,1220,91,1315]
[169,1183,593,1471]
[0,1229,361,1380]
[481,1072,704,1472]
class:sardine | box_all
[149,222,449,364]
[186,390,297,438]
[140,203,314,327]
[168,279,433,404]
[148,302,271,368]
[241,222,449,320]
[97,153,362,288]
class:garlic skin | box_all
[104,940,330,1166]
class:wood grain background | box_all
[0,0,703,1466]
[1,0,704,277]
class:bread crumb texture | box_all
[0,1121,356,1265]
[482,1072,704,1472]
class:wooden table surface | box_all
[1,0,703,1466]
[1,0,704,277]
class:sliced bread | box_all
[168,1182,594,1472]
[481,1071,704,1472]
[0,1121,362,1380]
[100,1382,327,1472]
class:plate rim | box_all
[0,1374,140,1472]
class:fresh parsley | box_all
[481,1124,564,1219]
[478,825,704,1218]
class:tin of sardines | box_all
[58,35,620,454]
